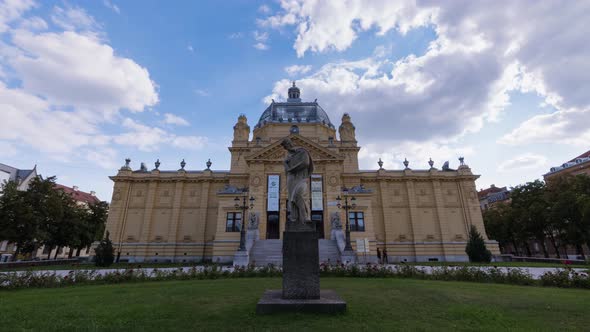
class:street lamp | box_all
[234,192,255,251]
[336,187,356,252]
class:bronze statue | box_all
[281,138,314,227]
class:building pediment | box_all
[245,135,344,163]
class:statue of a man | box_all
[281,138,314,226]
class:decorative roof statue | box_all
[378,158,384,170]
[233,114,250,142]
[403,158,410,169]
[121,158,131,170]
[459,156,465,166]
[180,159,186,170]
[140,162,148,172]
[442,161,454,171]
[428,158,434,169]
[154,159,160,170]
[206,159,212,170]
[339,113,356,142]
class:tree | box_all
[94,231,114,267]
[74,201,109,257]
[483,203,516,254]
[0,181,38,259]
[466,224,492,263]
[510,180,550,257]
[547,175,590,259]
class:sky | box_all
[1,0,590,202]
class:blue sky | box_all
[2,1,590,201]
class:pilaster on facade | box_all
[139,181,159,256]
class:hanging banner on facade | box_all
[267,175,280,212]
[311,174,323,211]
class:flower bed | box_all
[1,263,588,290]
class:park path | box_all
[1,264,586,280]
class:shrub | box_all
[94,232,115,267]
[465,225,492,263]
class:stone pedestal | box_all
[340,249,357,265]
[331,229,345,253]
[282,229,320,299]
[256,290,346,314]
[246,229,259,252]
[233,250,249,267]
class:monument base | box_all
[282,229,320,299]
[340,249,357,265]
[233,250,249,267]
[256,289,346,314]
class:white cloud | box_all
[253,30,269,50]
[497,153,548,172]
[187,45,194,52]
[51,5,101,32]
[9,30,158,115]
[0,0,36,33]
[194,89,210,97]
[254,42,269,50]
[258,5,271,14]
[164,113,190,126]
[499,108,590,146]
[18,16,47,30]
[103,0,120,14]
[284,64,312,76]
[0,2,159,161]
[228,32,243,39]
[262,0,590,149]
[114,118,207,152]
[0,141,17,157]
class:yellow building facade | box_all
[104,84,499,264]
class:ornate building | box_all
[104,83,499,264]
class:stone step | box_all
[249,239,341,267]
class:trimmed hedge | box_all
[0,264,588,290]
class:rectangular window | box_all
[348,211,365,232]
[226,212,242,232]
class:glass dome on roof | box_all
[255,83,334,129]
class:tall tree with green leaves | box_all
[94,231,114,267]
[466,224,492,262]
[0,181,37,259]
[510,180,550,257]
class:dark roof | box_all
[55,184,100,204]
[16,169,34,180]
[255,101,334,129]
[255,84,334,129]
[478,185,507,199]
[569,150,590,162]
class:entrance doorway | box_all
[266,212,280,239]
[312,211,324,239]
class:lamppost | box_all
[234,192,255,251]
[336,188,356,252]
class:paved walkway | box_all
[1,264,586,280]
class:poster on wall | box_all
[267,175,280,212]
[311,174,323,211]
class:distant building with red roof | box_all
[544,149,590,181]
[54,184,100,206]
[478,184,510,210]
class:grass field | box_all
[0,278,588,331]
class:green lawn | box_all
[0,278,588,331]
